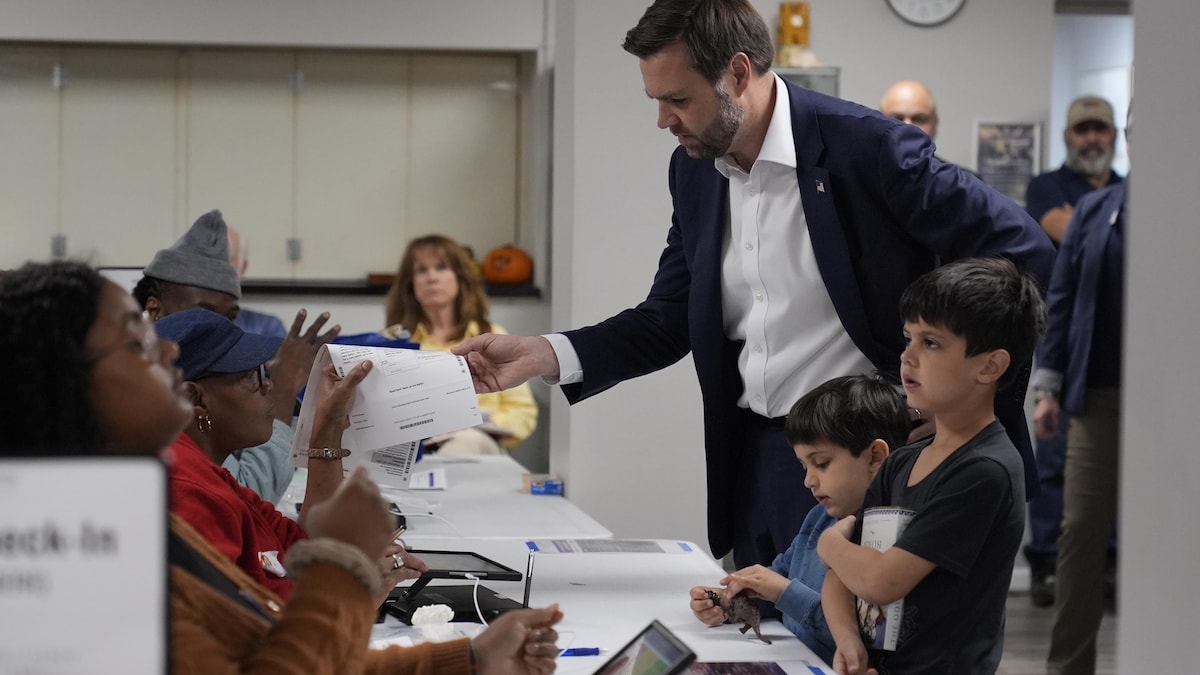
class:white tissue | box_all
[411,604,455,625]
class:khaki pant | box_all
[1047,387,1120,675]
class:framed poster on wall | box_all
[972,121,1041,207]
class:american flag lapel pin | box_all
[816,180,825,193]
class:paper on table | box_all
[524,540,695,554]
[407,466,448,490]
[426,420,514,446]
[370,622,483,650]
[290,344,482,488]
[688,663,788,675]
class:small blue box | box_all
[524,472,563,495]
[530,480,563,495]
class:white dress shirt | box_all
[547,74,872,418]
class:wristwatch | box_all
[307,447,351,460]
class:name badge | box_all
[260,550,288,577]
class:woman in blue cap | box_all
[154,307,422,602]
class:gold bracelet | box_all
[307,447,351,460]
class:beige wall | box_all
[0,0,545,50]
[757,0,1055,169]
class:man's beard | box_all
[1066,142,1115,177]
[680,83,744,160]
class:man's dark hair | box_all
[899,257,1047,389]
[0,261,107,455]
[623,0,774,84]
[785,373,912,456]
[132,274,166,309]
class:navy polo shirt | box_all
[1025,165,1122,235]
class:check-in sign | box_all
[0,457,166,674]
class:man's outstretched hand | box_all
[452,334,560,393]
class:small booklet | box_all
[857,507,916,651]
[290,344,482,488]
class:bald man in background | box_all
[880,79,940,140]
[228,225,287,338]
[880,79,978,176]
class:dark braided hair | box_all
[0,261,107,455]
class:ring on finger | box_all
[392,553,405,570]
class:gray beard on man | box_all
[1066,143,1115,178]
[685,82,744,160]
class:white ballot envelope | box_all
[291,344,482,488]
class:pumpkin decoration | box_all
[482,244,534,285]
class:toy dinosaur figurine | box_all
[706,589,772,644]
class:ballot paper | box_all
[291,344,482,488]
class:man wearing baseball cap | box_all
[1025,95,1123,244]
[1022,95,1123,609]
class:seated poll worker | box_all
[382,234,538,455]
[156,308,420,602]
[134,209,339,503]
[452,0,1056,573]
[0,260,564,675]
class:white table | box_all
[390,537,836,675]
[281,455,611,540]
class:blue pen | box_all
[559,648,601,657]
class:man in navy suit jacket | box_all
[1032,105,1129,671]
[455,0,1055,568]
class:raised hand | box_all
[309,360,372,448]
[451,333,559,394]
[267,309,341,421]
[300,360,373,521]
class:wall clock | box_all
[885,0,966,27]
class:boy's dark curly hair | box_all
[0,261,107,455]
